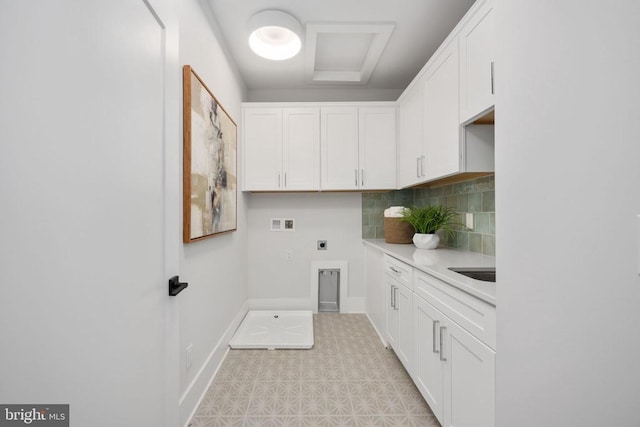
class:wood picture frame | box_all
[183,65,237,243]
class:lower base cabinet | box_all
[414,294,495,427]
[384,275,413,375]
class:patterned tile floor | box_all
[190,313,441,427]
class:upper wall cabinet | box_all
[423,38,460,181]
[396,0,495,188]
[320,105,397,191]
[398,78,424,188]
[459,0,495,124]
[243,106,320,191]
[398,39,465,187]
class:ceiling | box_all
[206,0,476,101]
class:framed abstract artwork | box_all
[182,65,237,243]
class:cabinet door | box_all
[443,319,496,427]
[320,107,359,190]
[384,276,398,349]
[423,40,461,180]
[243,108,282,190]
[395,284,413,375]
[413,295,445,423]
[358,107,397,190]
[282,107,320,190]
[398,80,425,187]
[459,0,495,123]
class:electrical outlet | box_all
[186,344,193,370]
[317,240,327,250]
[465,213,474,230]
[285,249,293,261]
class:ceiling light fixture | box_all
[248,10,302,61]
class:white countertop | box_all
[363,239,496,306]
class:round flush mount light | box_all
[248,10,302,61]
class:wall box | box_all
[182,65,237,243]
[270,218,295,231]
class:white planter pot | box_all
[412,233,440,250]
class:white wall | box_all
[495,1,640,426]
[177,0,249,424]
[247,193,365,312]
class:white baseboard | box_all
[180,300,249,427]
[366,312,388,347]
[248,297,365,313]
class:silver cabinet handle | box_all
[416,157,421,178]
[432,320,440,354]
[390,284,395,308]
[490,61,495,95]
[360,169,364,187]
[284,172,287,188]
[355,169,358,187]
[278,173,281,188]
[421,155,426,177]
[393,286,399,310]
[439,326,447,362]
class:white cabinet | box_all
[321,106,396,190]
[413,270,496,427]
[358,107,397,190]
[459,0,495,124]
[243,107,319,191]
[398,40,465,185]
[423,38,461,180]
[414,294,446,421]
[365,245,496,427]
[320,107,359,190]
[384,272,413,374]
[384,274,399,349]
[397,80,424,188]
[282,108,321,190]
[396,0,495,187]
[383,255,414,374]
[444,317,495,427]
[243,107,282,191]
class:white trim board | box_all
[181,301,249,427]
[248,297,365,314]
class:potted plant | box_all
[400,205,459,249]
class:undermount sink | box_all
[448,267,496,282]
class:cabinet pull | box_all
[432,320,440,354]
[390,284,395,308]
[416,157,421,178]
[490,61,495,95]
[355,169,358,187]
[278,173,281,188]
[393,286,399,310]
[361,169,364,187]
[439,326,447,362]
[284,172,287,188]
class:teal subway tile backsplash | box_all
[362,175,496,256]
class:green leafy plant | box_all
[400,205,460,235]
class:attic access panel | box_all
[305,23,394,84]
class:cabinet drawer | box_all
[384,255,413,290]
[414,271,495,349]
